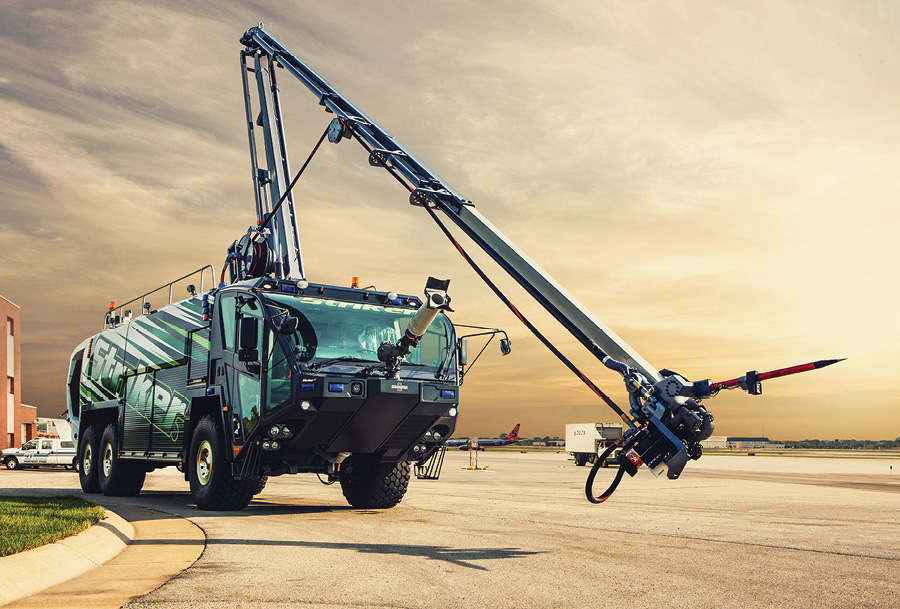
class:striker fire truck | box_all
[67,25,839,511]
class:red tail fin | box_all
[507,424,520,441]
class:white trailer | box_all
[565,423,624,467]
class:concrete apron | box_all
[0,505,205,609]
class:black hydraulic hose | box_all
[585,440,627,504]
[422,205,628,420]
[259,123,331,231]
[340,116,632,423]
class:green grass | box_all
[0,496,105,557]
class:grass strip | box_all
[0,496,105,557]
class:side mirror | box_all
[458,339,468,366]
[499,338,511,356]
[238,317,259,362]
[274,315,298,335]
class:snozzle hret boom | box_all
[236,25,843,503]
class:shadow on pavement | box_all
[206,537,545,570]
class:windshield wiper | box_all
[307,356,371,371]
[359,361,430,377]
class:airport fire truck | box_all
[68,25,840,510]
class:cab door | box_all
[28,439,54,465]
[19,439,38,464]
[217,293,263,445]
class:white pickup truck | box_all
[2,438,78,471]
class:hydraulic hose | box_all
[585,439,628,504]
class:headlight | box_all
[268,425,281,438]
[422,430,434,442]
[431,430,442,442]
[280,425,293,438]
[300,400,313,411]
[448,407,458,417]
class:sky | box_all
[0,0,898,440]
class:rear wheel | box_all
[339,454,410,509]
[253,475,268,495]
[189,415,255,511]
[4,457,18,470]
[98,425,145,496]
[574,454,587,467]
[78,425,103,493]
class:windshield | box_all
[264,294,453,372]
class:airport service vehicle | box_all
[69,25,841,508]
[2,438,77,471]
[444,424,520,450]
[565,423,623,467]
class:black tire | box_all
[98,425,145,496]
[79,425,103,493]
[253,475,268,495]
[4,457,19,470]
[339,454,410,509]
[73,457,80,472]
[574,454,587,467]
[189,415,255,511]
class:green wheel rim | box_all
[102,442,114,478]
[196,440,213,486]
[83,445,92,475]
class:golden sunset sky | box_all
[1,1,897,439]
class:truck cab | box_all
[210,277,460,478]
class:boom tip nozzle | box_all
[815,358,846,369]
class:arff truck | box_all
[68,25,840,510]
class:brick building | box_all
[1,294,36,450]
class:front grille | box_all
[384,415,435,449]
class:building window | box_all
[6,317,12,337]
[7,376,12,395]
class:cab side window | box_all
[41,440,53,450]
[219,294,237,350]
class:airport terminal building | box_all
[702,436,785,450]
[1,294,36,450]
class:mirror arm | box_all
[458,334,495,381]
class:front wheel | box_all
[339,454,410,509]
[4,457,19,470]
[189,415,255,511]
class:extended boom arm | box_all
[237,25,841,502]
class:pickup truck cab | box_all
[2,438,78,471]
